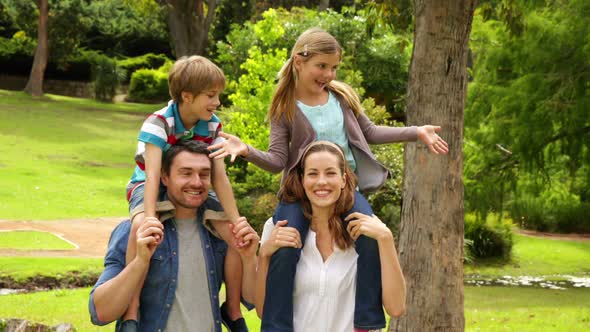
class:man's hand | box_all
[136,218,164,263]
[229,217,260,258]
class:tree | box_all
[164,0,220,57]
[24,0,48,96]
[394,1,476,331]
[319,0,329,11]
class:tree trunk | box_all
[166,0,219,58]
[24,0,49,97]
[393,1,476,331]
[319,0,330,11]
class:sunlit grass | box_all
[466,234,590,277]
[0,231,75,250]
[0,257,103,282]
[0,89,156,220]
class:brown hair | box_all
[269,27,363,123]
[168,56,226,103]
[280,141,357,249]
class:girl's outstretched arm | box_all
[208,118,290,173]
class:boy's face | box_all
[181,88,222,121]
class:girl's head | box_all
[269,28,362,122]
[168,56,226,104]
[280,141,357,249]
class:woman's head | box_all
[281,141,357,248]
[269,28,363,122]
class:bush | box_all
[117,53,170,83]
[127,67,169,103]
[92,54,126,101]
[465,213,514,260]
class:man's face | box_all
[161,151,211,211]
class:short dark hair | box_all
[162,140,211,175]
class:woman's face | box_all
[302,151,346,210]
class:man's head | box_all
[161,140,213,212]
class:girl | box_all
[209,28,447,330]
[256,141,406,331]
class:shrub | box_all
[127,67,169,103]
[117,53,170,83]
[464,213,514,260]
[92,54,126,101]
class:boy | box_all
[124,56,248,331]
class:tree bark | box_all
[393,1,476,331]
[24,0,49,97]
[319,0,330,11]
[165,0,219,58]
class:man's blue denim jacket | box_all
[89,200,228,332]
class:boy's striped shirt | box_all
[127,101,223,193]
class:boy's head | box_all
[168,56,226,104]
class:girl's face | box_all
[302,151,346,211]
[294,52,340,98]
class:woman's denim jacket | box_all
[89,200,228,332]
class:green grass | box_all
[466,234,590,277]
[0,257,103,282]
[0,231,76,250]
[465,286,590,331]
[1,286,588,332]
[0,89,155,220]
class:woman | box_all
[256,141,406,332]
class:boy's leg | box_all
[261,201,309,332]
[210,219,248,332]
[343,191,386,330]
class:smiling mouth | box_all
[313,189,332,197]
[185,190,204,196]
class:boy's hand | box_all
[208,132,248,162]
[417,125,449,154]
[229,217,259,258]
[136,218,164,263]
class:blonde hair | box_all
[269,27,363,122]
[280,141,357,250]
[168,56,226,103]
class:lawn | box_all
[0,89,154,220]
[1,286,589,332]
[0,231,76,250]
[0,257,103,282]
[465,234,590,277]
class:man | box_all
[89,140,258,331]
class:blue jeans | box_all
[261,191,385,331]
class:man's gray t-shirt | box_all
[165,218,214,332]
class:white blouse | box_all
[261,218,358,332]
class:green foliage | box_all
[464,1,590,231]
[93,54,126,102]
[0,30,35,58]
[86,0,169,56]
[464,213,514,260]
[117,53,170,82]
[127,65,170,103]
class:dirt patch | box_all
[518,229,590,242]
[0,217,124,258]
[0,272,99,290]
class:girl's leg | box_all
[121,212,144,324]
[343,191,386,330]
[261,201,310,332]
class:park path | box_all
[0,217,123,258]
[0,218,588,259]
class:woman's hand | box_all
[417,125,449,154]
[208,132,249,162]
[260,220,302,258]
[345,212,393,243]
